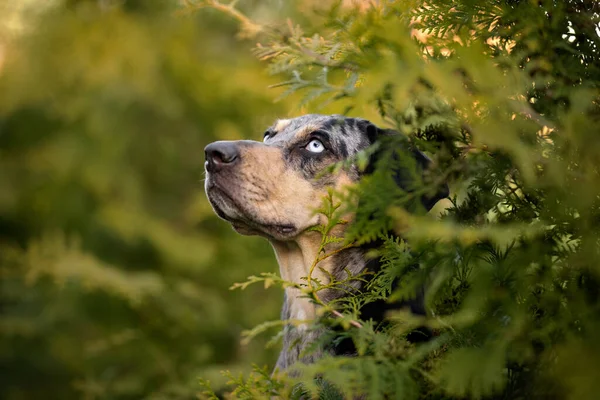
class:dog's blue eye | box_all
[305,139,325,153]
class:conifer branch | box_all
[303,193,364,329]
[183,0,262,37]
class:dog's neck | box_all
[269,230,368,370]
[271,230,366,311]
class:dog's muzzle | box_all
[204,140,256,230]
[203,140,300,239]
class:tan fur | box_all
[273,118,291,133]
[228,144,322,232]
[270,234,321,329]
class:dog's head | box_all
[204,114,448,241]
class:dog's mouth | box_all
[205,177,297,240]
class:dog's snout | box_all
[205,141,240,172]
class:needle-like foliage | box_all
[190,0,600,399]
[1,0,599,399]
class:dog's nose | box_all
[204,141,240,172]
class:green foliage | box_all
[0,1,286,398]
[188,0,600,399]
[2,0,600,399]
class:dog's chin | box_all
[205,184,298,241]
[230,221,297,240]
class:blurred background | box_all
[0,0,298,398]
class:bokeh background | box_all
[0,1,298,398]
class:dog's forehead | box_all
[267,114,370,154]
[270,114,339,137]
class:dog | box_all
[204,114,448,372]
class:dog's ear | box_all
[356,119,449,212]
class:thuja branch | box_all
[330,309,363,328]
[182,0,262,37]
[307,241,357,286]
[304,193,364,329]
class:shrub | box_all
[191,1,600,399]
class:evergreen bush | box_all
[1,0,599,399]
[190,0,600,399]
